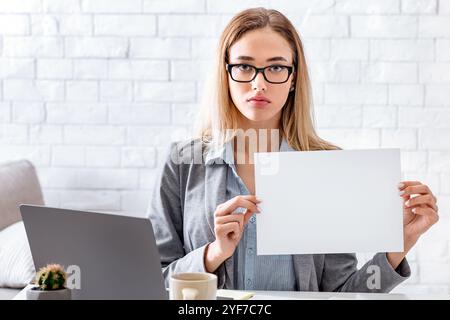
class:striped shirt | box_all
[222,140,297,291]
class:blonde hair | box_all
[195,7,339,151]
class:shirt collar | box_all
[205,137,292,165]
[204,139,234,165]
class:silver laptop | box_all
[20,204,168,300]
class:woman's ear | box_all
[289,71,296,91]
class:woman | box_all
[147,8,439,292]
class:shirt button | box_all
[246,279,252,286]
[250,216,256,223]
[247,248,253,254]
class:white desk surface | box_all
[13,285,450,300]
[250,290,450,300]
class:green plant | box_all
[34,264,67,291]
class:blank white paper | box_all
[254,149,404,255]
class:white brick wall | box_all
[0,0,449,294]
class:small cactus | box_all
[34,264,67,291]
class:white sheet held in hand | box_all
[254,149,404,255]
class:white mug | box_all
[170,272,217,300]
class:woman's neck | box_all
[237,112,281,132]
[234,117,283,165]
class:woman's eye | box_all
[269,65,283,72]
[238,64,251,71]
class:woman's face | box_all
[227,27,295,127]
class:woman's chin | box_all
[241,111,277,123]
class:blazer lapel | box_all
[203,163,227,238]
[204,163,235,288]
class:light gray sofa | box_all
[0,159,44,299]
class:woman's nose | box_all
[252,72,267,91]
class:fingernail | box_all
[412,208,416,213]
[398,183,405,189]
[405,200,410,207]
[398,190,405,196]
[256,197,262,203]
[256,206,262,213]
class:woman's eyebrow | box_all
[235,55,288,62]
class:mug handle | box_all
[181,287,199,300]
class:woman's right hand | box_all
[204,195,261,273]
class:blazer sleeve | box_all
[320,252,411,293]
[146,142,209,288]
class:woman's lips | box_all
[247,99,270,107]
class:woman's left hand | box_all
[387,181,439,269]
[400,181,439,241]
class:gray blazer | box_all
[147,139,411,292]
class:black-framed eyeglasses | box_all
[226,63,294,84]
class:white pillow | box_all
[0,221,35,288]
